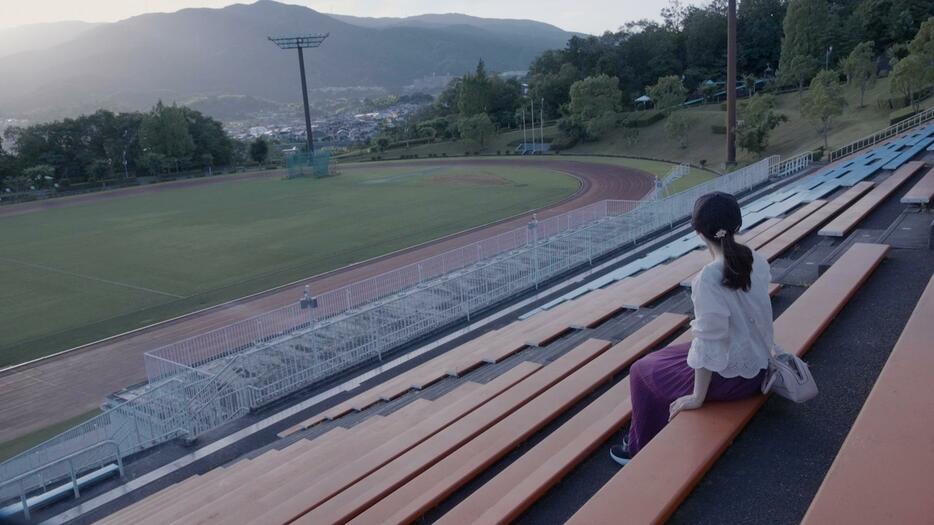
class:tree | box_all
[22,165,56,188]
[374,136,391,152]
[249,137,269,164]
[458,60,492,116]
[802,70,847,150]
[140,101,195,173]
[699,81,718,102]
[665,112,694,149]
[908,17,934,84]
[87,159,113,181]
[743,74,758,97]
[778,0,831,88]
[890,53,927,112]
[842,41,877,107]
[647,75,687,113]
[0,136,15,184]
[738,0,787,74]
[780,54,821,95]
[458,114,495,149]
[565,75,623,140]
[736,94,787,157]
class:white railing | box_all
[830,107,934,161]
[770,151,815,178]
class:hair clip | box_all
[714,229,727,239]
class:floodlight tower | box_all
[268,34,329,155]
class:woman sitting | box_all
[611,191,775,465]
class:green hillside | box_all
[351,77,931,171]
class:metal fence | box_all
[770,151,815,179]
[830,106,934,162]
[0,155,786,505]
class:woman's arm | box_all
[669,368,712,421]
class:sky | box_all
[0,0,705,35]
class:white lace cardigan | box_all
[686,251,775,379]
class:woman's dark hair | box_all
[691,191,753,291]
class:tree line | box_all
[0,102,238,192]
[380,0,933,155]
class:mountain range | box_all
[0,1,576,120]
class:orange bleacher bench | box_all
[566,242,889,525]
[257,339,611,524]
[350,313,689,525]
[900,164,934,205]
[802,273,934,525]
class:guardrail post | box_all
[528,215,539,289]
[20,479,29,521]
[68,459,80,498]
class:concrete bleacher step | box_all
[900,165,934,205]
[195,362,541,525]
[288,339,614,525]
[565,242,889,525]
[819,161,926,237]
[802,274,934,525]
[352,313,689,525]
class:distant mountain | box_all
[330,12,581,45]
[0,1,575,120]
[0,21,102,58]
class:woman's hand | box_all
[669,394,703,421]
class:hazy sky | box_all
[0,0,703,35]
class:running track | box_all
[0,158,654,445]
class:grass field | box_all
[0,162,579,366]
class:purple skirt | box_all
[627,342,764,456]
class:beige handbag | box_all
[761,350,818,403]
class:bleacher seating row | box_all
[565,243,889,525]
[802,274,934,524]
[92,125,932,525]
[527,123,934,316]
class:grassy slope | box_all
[0,164,577,365]
[575,77,931,167]
[371,77,930,170]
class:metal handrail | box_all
[0,441,123,520]
[770,151,815,178]
[830,107,934,161]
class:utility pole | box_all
[268,34,329,156]
[530,99,536,155]
[726,0,737,166]
[540,98,544,154]
[522,108,527,153]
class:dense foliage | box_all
[386,0,931,155]
[1,103,235,190]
